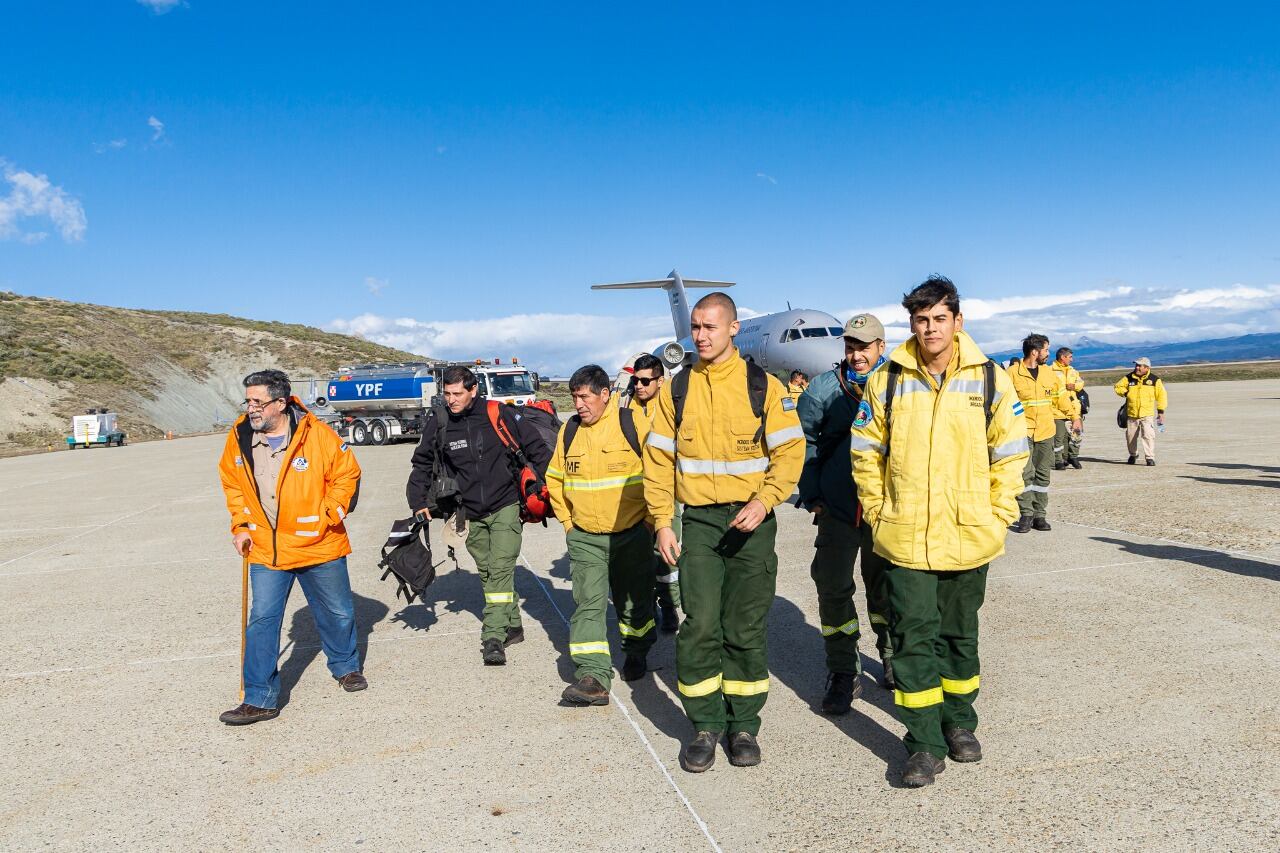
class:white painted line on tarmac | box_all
[991,558,1161,581]
[0,502,169,569]
[0,555,221,579]
[520,555,723,853]
[5,627,483,678]
[1060,520,1280,564]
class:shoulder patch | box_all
[853,399,872,428]
[340,443,350,452]
[1012,401,1025,416]
[234,455,243,466]
[781,397,796,412]
[292,457,310,472]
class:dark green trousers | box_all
[654,504,682,612]
[465,503,523,642]
[1017,437,1053,518]
[885,563,987,759]
[566,523,657,689]
[676,504,778,736]
[809,514,893,674]
[1054,419,1082,465]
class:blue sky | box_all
[3,2,1280,373]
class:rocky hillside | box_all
[0,292,423,451]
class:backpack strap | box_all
[562,414,581,456]
[881,361,904,454]
[982,359,996,431]
[618,407,642,457]
[487,400,527,466]
[744,359,768,445]
[671,368,690,431]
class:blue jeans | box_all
[243,557,359,709]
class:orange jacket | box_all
[218,398,362,570]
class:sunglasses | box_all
[633,376,660,387]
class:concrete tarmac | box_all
[1,380,1277,851]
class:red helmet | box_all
[517,466,552,522]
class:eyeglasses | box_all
[242,397,283,411]
[633,377,660,387]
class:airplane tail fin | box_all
[591,270,734,340]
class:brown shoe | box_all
[337,671,368,692]
[219,703,280,725]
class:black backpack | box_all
[881,360,997,454]
[670,359,769,443]
[1077,388,1091,416]
[377,517,436,604]
[561,406,643,457]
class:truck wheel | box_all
[350,420,369,446]
[370,420,388,446]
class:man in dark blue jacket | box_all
[796,313,893,714]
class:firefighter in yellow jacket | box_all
[644,292,805,773]
[1114,357,1168,465]
[546,364,656,706]
[851,276,1028,788]
[628,353,681,630]
[1050,346,1085,470]
[1007,334,1073,533]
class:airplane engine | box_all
[656,340,686,369]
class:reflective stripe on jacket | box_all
[850,332,1028,571]
[546,403,650,535]
[218,398,361,570]
[1050,360,1083,419]
[1114,372,1168,418]
[643,350,805,530]
[1006,361,1069,441]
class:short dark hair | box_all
[569,364,611,394]
[632,353,664,376]
[441,365,477,390]
[1007,356,1019,367]
[1022,334,1050,357]
[243,369,290,401]
[902,275,961,318]
[1055,346,1073,359]
[790,370,808,382]
[693,291,738,321]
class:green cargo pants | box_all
[465,503,523,643]
[1054,419,1081,465]
[675,503,778,736]
[654,504,682,613]
[809,513,893,674]
[884,563,988,759]
[566,523,658,689]
[1017,437,1053,519]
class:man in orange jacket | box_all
[217,370,365,725]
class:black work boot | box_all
[1032,517,1052,532]
[1069,458,1082,470]
[219,703,280,725]
[728,732,762,767]
[901,752,946,787]
[821,671,863,715]
[1146,458,1156,466]
[1010,516,1032,533]
[481,638,506,666]
[561,675,609,706]
[943,727,983,762]
[660,601,680,633]
[620,654,647,682]
[504,627,525,647]
[881,658,896,691]
[680,731,720,773]
[1127,455,1137,464]
[1053,461,1066,471]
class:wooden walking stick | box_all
[239,553,249,701]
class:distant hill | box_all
[0,292,424,451]
[989,332,1280,370]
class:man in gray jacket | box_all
[796,313,893,714]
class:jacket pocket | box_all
[956,491,994,526]
[957,490,999,566]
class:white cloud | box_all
[148,116,166,142]
[0,161,87,243]
[93,138,128,154]
[756,172,778,185]
[329,282,1280,376]
[137,0,185,14]
[363,276,388,296]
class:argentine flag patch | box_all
[1012,401,1025,416]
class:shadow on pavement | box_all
[768,593,905,782]
[1078,456,1136,466]
[1180,475,1280,489]
[278,590,389,707]
[387,563,484,633]
[1091,536,1280,582]
[514,559,579,684]
[1188,462,1280,474]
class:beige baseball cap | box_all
[1134,357,1152,367]
[843,313,885,343]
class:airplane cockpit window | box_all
[782,329,801,342]
[828,327,843,336]
[801,327,829,338]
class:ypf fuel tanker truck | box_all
[319,359,540,446]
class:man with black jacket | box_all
[407,366,552,665]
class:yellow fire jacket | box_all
[1006,361,1070,442]
[1050,360,1083,419]
[626,395,656,433]
[546,403,650,535]
[850,332,1029,572]
[1114,371,1168,418]
[644,350,805,530]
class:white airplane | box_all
[592,269,845,379]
